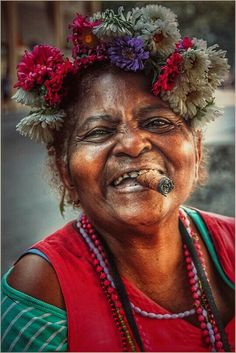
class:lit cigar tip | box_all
[157,177,175,196]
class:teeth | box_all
[113,169,149,186]
[114,177,123,186]
[112,169,165,186]
[130,171,139,178]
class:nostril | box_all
[142,146,152,154]
[113,132,152,158]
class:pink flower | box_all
[152,52,183,95]
[176,37,193,51]
[14,45,64,91]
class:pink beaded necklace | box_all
[76,207,228,352]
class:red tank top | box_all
[31,209,235,352]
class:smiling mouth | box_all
[112,169,164,188]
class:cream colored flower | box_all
[12,88,44,107]
[131,5,180,56]
[207,44,230,89]
[16,110,65,143]
[90,11,102,21]
[92,7,133,41]
[161,81,215,121]
[192,38,208,50]
[191,103,223,129]
[132,5,178,27]
[182,49,211,84]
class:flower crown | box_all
[13,5,229,143]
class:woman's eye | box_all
[142,117,173,131]
[83,128,114,141]
[88,129,109,136]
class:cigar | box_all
[136,170,174,196]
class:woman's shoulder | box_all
[6,219,87,311]
[198,208,234,225]
[185,206,234,237]
[186,206,235,286]
[7,254,66,310]
[2,268,67,352]
[31,220,85,256]
[197,208,234,243]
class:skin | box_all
[9,69,234,328]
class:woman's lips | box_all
[111,181,148,193]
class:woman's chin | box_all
[81,189,180,230]
[110,200,170,228]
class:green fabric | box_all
[1,268,68,352]
[183,206,235,291]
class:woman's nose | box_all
[113,127,152,158]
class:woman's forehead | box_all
[77,70,169,111]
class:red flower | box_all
[44,59,76,106]
[182,37,193,49]
[68,14,101,48]
[166,52,183,67]
[14,44,77,107]
[176,37,193,51]
[152,53,183,95]
[69,14,101,32]
[68,13,107,70]
[14,45,64,91]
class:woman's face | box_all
[66,70,201,228]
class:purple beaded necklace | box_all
[76,208,228,352]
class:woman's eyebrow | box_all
[134,104,171,116]
[79,114,119,129]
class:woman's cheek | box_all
[69,146,102,184]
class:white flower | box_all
[191,103,223,129]
[207,44,230,89]
[130,5,180,56]
[161,82,215,120]
[16,110,65,143]
[182,48,211,84]
[90,11,103,21]
[161,91,188,117]
[92,7,133,41]
[11,88,44,107]
[192,38,208,50]
[132,5,178,26]
[160,73,190,117]
[185,91,208,117]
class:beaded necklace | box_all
[76,208,230,352]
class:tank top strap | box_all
[183,206,235,291]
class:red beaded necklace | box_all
[76,208,228,352]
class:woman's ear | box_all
[196,130,202,161]
[56,159,79,204]
[194,130,203,180]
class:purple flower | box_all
[108,36,149,71]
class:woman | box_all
[2,4,234,352]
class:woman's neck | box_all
[92,209,184,283]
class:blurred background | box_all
[1,1,235,274]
